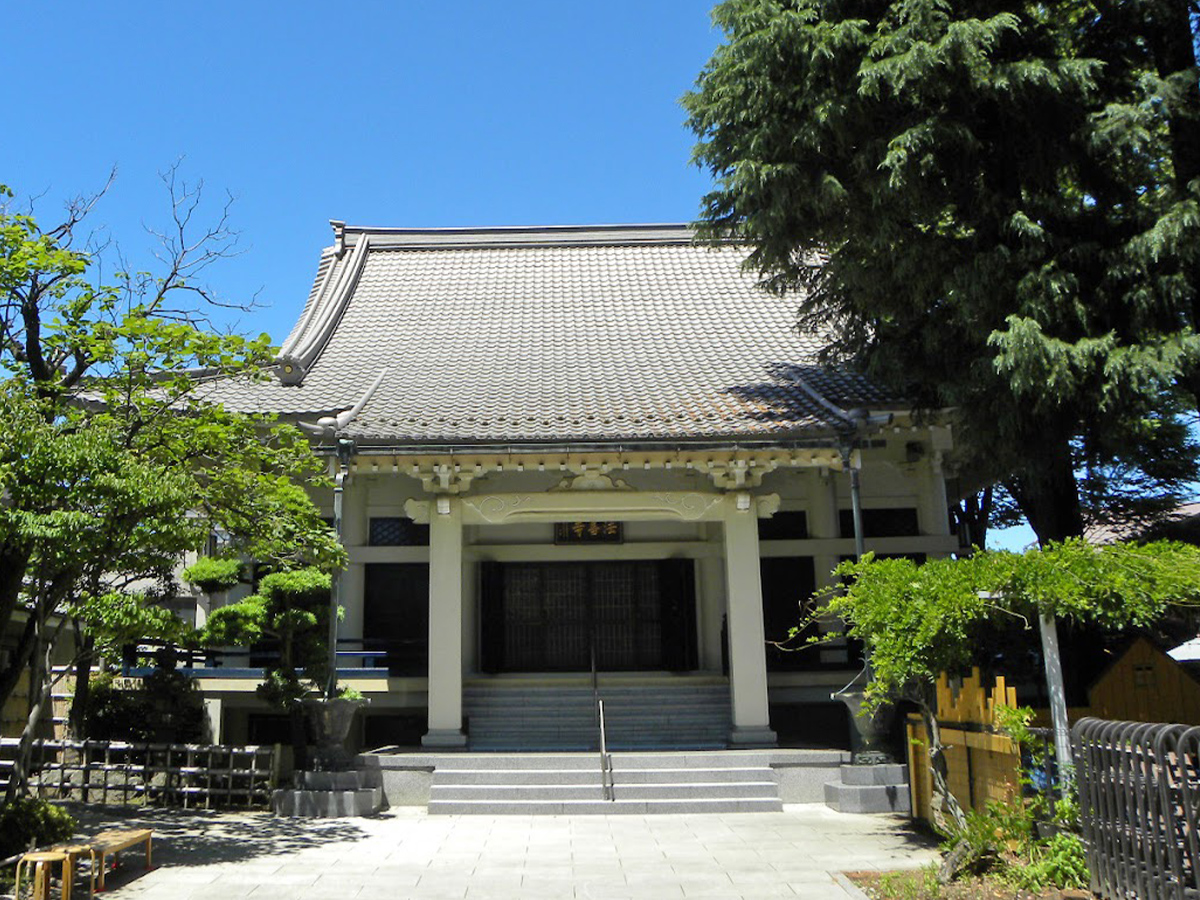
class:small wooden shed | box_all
[1088,636,1200,725]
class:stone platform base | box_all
[823,763,911,815]
[272,769,385,818]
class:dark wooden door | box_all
[479,560,696,673]
[363,563,429,676]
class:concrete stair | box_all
[464,682,731,750]
[428,751,782,815]
[272,769,385,817]
[823,763,911,814]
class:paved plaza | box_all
[68,803,938,900]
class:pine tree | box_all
[684,0,1200,542]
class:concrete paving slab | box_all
[62,802,936,900]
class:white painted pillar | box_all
[723,493,777,747]
[698,547,726,674]
[342,478,368,545]
[929,427,955,541]
[808,469,850,666]
[1038,611,1074,793]
[203,698,222,743]
[423,496,467,748]
[339,480,367,666]
[194,592,210,630]
[808,469,841,589]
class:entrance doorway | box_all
[479,560,697,673]
[363,563,429,676]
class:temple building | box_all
[198,222,958,753]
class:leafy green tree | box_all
[684,1,1200,543]
[197,568,333,771]
[0,175,343,799]
[814,539,1200,829]
[179,557,243,596]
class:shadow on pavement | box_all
[63,803,372,867]
[861,817,942,852]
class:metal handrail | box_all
[590,643,599,710]
[591,643,613,801]
[598,699,612,802]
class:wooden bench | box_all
[88,828,152,892]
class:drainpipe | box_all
[842,441,866,562]
[326,437,355,699]
[833,410,891,762]
[839,437,869,688]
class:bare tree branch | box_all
[45,167,117,246]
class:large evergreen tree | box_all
[684,0,1200,543]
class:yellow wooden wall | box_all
[907,643,1200,826]
[1088,636,1200,725]
[906,669,1022,824]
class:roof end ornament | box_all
[278,356,306,386]
[296,368,388,441]
[784,369,891,439]
[331,220,347,259]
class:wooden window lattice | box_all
[369,517,429,547]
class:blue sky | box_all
[2,2,721,341]
[4,1,1045,549]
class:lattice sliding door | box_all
[479,560,696,673]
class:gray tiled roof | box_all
[204,224,901,446]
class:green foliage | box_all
[820,539,1200,707]
[684,1,1200,543]
[201,594,268,646]
[995,705,1083,830]
[815,541,1186,884]
[68,591,191,663]
[876,865,942,900]
[85,670,208,743]
[182,557,243,595]
[258,568,332,606]
[202,567,333,710]
[0,384,202,594]
[994,705,1041,764]
[1007,830,1089,891]
[0,177,347,761]
[0,797,76,859]
[946,796,1089,891]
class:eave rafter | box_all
[342,446,848,494]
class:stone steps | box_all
[432,752,769,769]
[433,781,779,801]
[272,768,385,818]
[428,798,783,815]
[428,751,783,815]
[464,683,732,751]
[823,763,911,814]
[440,766,771,784]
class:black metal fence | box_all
[1073,717,1200,900]
[1,738,279,809]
